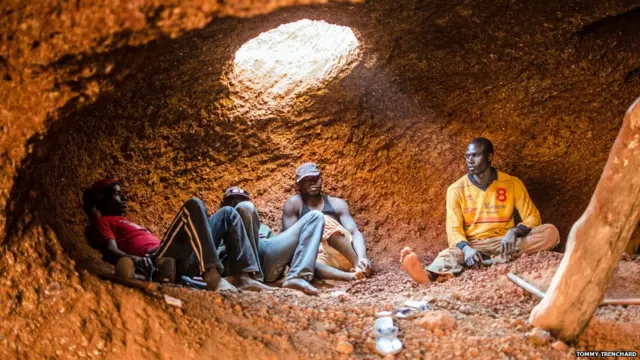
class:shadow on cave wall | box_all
[0,15,284,271]
[2,33,189,272]
[4,0,640,274]
[1,5,377,273]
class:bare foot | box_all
[400,246,431,284]
[115,257,135,280]
[235,275,273,292]
[204,270,239,293]
[216,277,239,293]
[352,269,366,281]
[282,278,318,295]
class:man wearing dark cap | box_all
[83,179,268,292]
[221,186,325,295]
[282,162,372,281]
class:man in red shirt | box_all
[84,179,269,293]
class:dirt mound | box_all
[520,255,640,300]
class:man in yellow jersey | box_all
[401,137,560,283]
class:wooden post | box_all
[624,226,640,254]
[529,97,640,341]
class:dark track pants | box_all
[152,198,259,278]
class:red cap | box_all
[90,178,120,193]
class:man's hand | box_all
[500,229,518,259]
[463,246,483,267]
[355,257,372,277]
[131,255,154,274]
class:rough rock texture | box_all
[527,328,551,346]
[417,310,458,331]
[1,0,640,358]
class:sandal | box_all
[395,300,431,319]
[395,307,421,319]
[373,316,403,355]
[179,275,207,289]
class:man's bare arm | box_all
[332,198,369,266]
[104,239,153,269]
[282,196,302,231]
[105,239,131,260]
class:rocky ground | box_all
[167,251,640,359]
[6,251,637,359]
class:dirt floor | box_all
[2,0,640,358]
[163,253,640,358]
[3,250,639,359]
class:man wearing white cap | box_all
[282,162,373,281]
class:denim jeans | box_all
[235,201,325,282]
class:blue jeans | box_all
[235,202,325,282]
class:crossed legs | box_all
[208,205,272,292]
[401,224,560,283]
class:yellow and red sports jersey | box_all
[445,169,541,247]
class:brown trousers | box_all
[426,224,560,277]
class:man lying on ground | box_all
[83,179,269,293]
[221,186,325,295]
[282,162,373,282]
[401,137,559,283]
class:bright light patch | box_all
[229,19,360,116]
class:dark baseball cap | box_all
[223,186,250,201]
[296,162,321,183]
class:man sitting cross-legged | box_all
[401,138,560,283]
[83,179,269,292]
[221,186,325,295]
[282,162,373,282]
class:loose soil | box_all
[3,250,639,358]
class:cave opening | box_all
[1,0,640,358]
[229,19,361,118]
